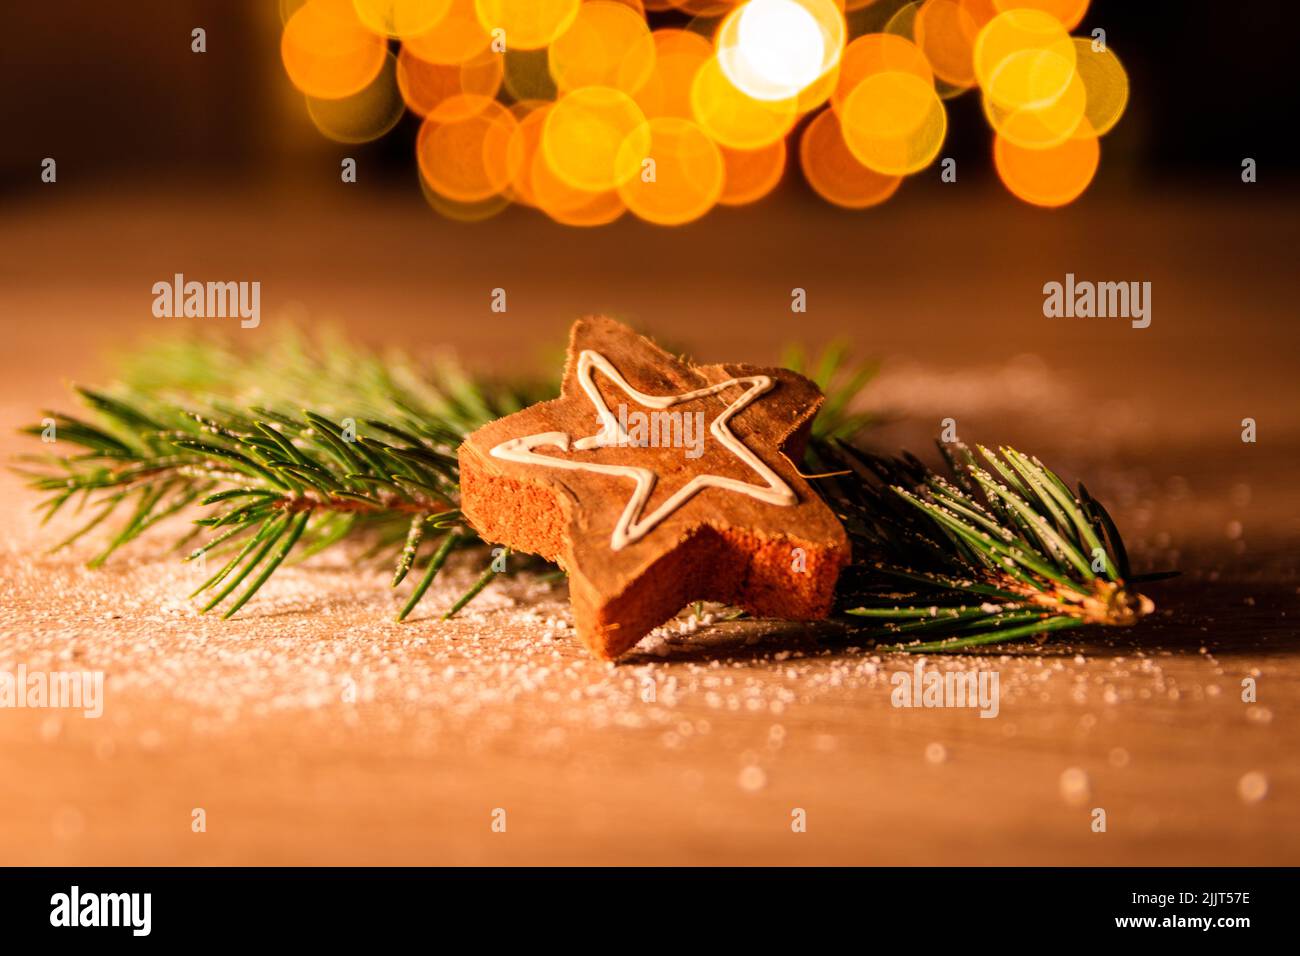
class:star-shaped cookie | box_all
[458,316,850,659]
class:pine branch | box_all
[810,440,1159,653]
[20,326,1159,657]
[782,340,878,441]
[17,330,554,621]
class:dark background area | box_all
[1,0,1296,202]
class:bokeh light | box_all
[397,45,503,117]
[717,0,846,102]
[282,0,388,100]
[1072,37,1128,136]
[691,55,798,149]
[717,139,787,205]
[531,147,629,225]
[307,50,407,141]
[352,0,453,38]
[617,117,725,224]
[982,52,1084,148]
[281,0,1130,221]
[473,0,581,50]
[419,167,513,221]
[914,0,979,88]
[403,0,494,64]
[636,29,713,119]
[841,70,947,175]
[832,32,933,115]
[800,106,903,208]
[992,0,1088,32]
[548,1,657,94]
[994,118,1099,206]
[543,85,651,191]
[974,8,1074,108]
[417,96,520,202]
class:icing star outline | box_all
[489,349,797,551]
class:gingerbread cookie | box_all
[458,316,850,659]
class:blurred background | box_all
[1,1,1296,192]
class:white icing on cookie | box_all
[489,349,797,551]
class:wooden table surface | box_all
[1,188,1297,865]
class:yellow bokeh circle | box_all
[717,139,787,206]
[974,8,1074,108]
[991,0,1089,32]
[402,0,493,64]
[306,49,407,142]
[542,86,651,192]
[690,55,798,150]
[982,51,1085,148]
[993,118,1099,206]
[832,33,933,117]
[352,0,452,38]
[715,0,847,102]
[840,70,947,175]
[1072,37,1128,136]
[472,0,580,51]
[914,0,980,88]
[636,28,713,120]
[282,0,388,100]
[548,1,657,94]
[396,45,503,117]
[417,96,521,203]
[616,117,725,225]
[800,107,902,209]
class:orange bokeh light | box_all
[617,117,725,225]
[691,55,798,150]
[914,0,980,89]
[800,107,902,209]
[417,96,521,202]
[542,86,651,192]
[840,70,947,175]
[983,58,1084,148]
[993,119,1099,206]
[353,0,454,38]
[832,33,933,116]
[396,45,503,118]
[403,0,493,65]
[282,0,388,100]
[279,0,1123,219]
[503,100,552,207]
[717,139,787,205]
[306,49,406,142]
[992,0,1088,32]
[635,29,713,120]
[548,1,657,95]
[472,0,581,50]
[531,147,628,225]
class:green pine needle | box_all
[15,326,1155,656]
[812,439,1159,653]
[782,340,878,441]
[443,548,510,620]
[397,531,461,622]
[15,329,553,622]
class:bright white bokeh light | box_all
[721,0,828,101]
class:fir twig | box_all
[16,330,554,620]
[20,327,1157,657]
[811,440,1160,653]
[782,340,877,441]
